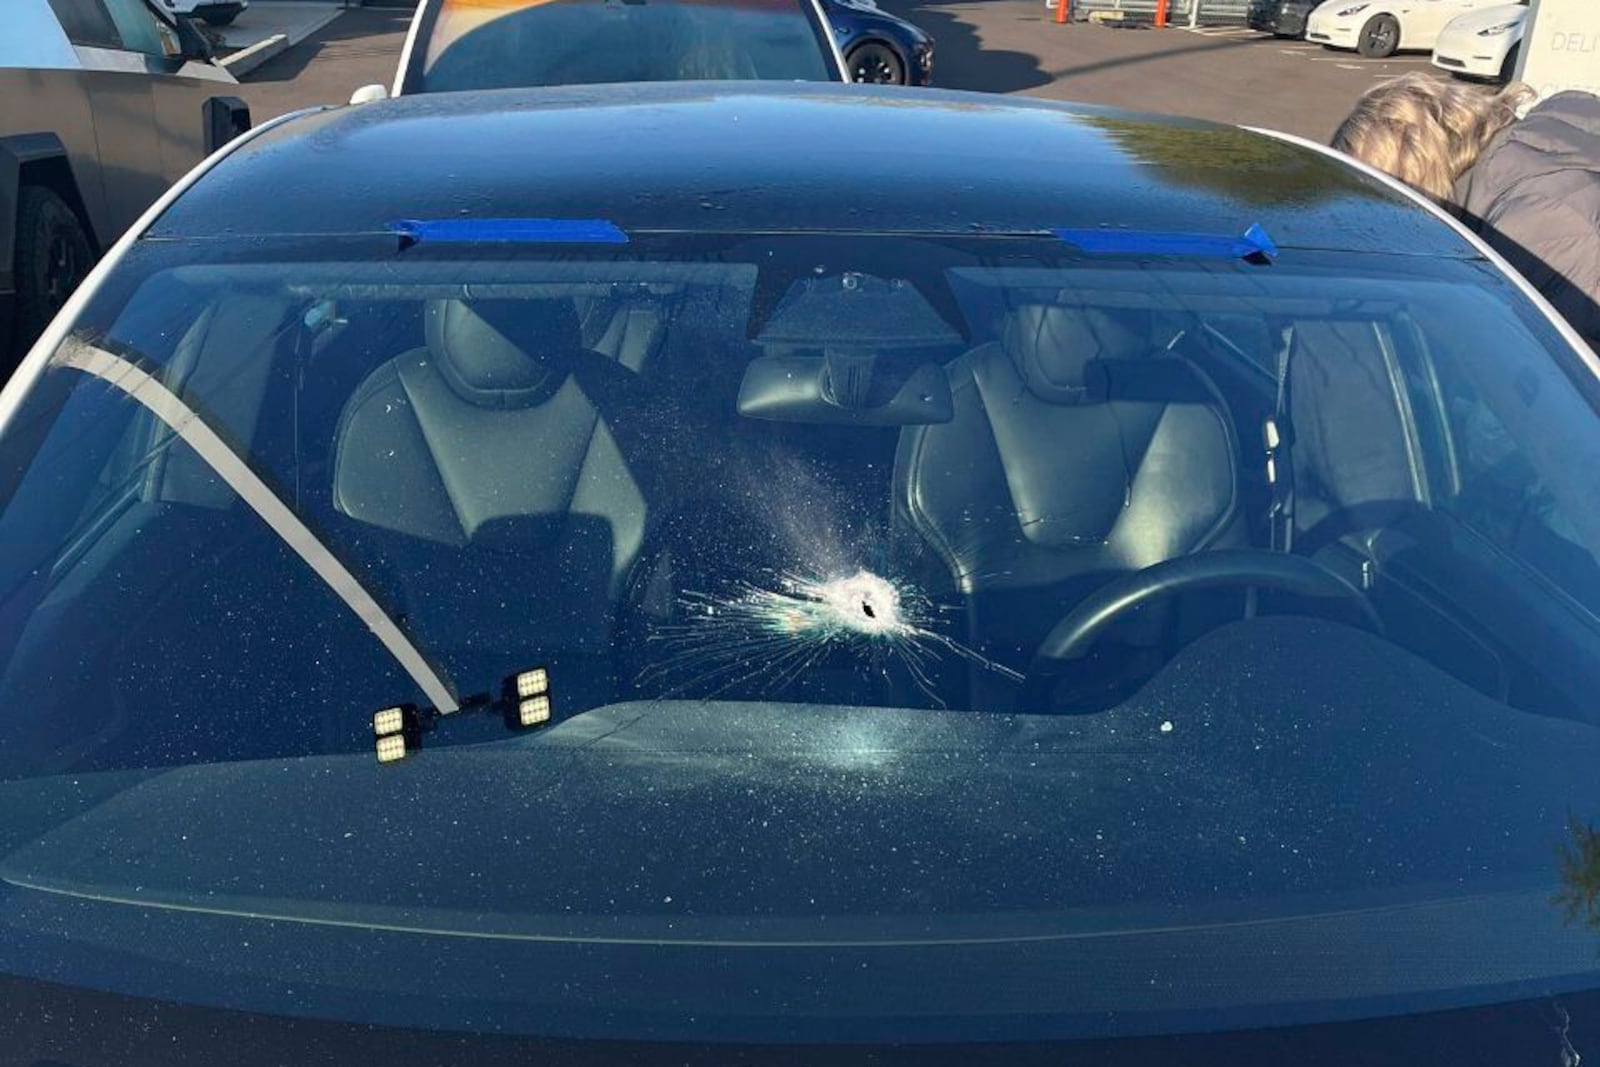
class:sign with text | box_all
[1517,0,1600,101]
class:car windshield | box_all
[414,0,836,93]
[6,229,1600,1045]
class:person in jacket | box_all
[1332,75,1600,350]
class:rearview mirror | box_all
[737,354,953,426]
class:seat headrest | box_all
[1003,305,1151,404]
[425,298,584,409]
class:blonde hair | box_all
[1331,74,1533,201]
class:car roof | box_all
[152,82,1476,258]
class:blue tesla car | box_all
[4,81,1600,1064]
[824,0,934,85]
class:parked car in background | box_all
[1431,0,1528,81]
[1246,0,1328,38]
[1307,0,1496,57]
[7,78,1600,1065]
[825,0,933,85]
[390,0,849,95]
[156,0,248,27]
[1,0,248,373]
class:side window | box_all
[46,0,121,50]
[101,0,179,58]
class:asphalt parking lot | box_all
[233,7,414,123]
[235,1,1454,143]
[879,0,1449,139]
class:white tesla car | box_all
[156,0,249,27]
[1431,1,1528,81]
[1307,0,1496,57]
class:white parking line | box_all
[1184,26,1267,37]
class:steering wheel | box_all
[1020,549,1382,711]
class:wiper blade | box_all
[53,340,460,714]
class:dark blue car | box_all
[1246,0,1328,38]
[8,78,1600,1065]
[824,0,934,85]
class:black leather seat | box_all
[894,304,1242,683]
[1282,319,1426,550]
[334,298,657,555]
[330,298,660,695]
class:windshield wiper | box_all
[53,339,460,714]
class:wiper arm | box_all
[54,340,460,714]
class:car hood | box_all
[1309,4,1369,26]
[2,618,1599,1042]
[845,2,928,29]
[848,8,931,44]
[1441,3,1527,36]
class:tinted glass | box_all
[101,0,176,57]
[4,233,1600,1048]
[1432,334,1600,610]
[46,0,120,49]
[418,0,835,92]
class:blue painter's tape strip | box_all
[1053,223,1278,262]
[390,218,630,245]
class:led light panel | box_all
[376,734,408,763]
[515,668,549,699]
[518,694,552,727]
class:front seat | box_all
[331,298,655,693]
[1282,319,1426,550]
[894,304,1242,682]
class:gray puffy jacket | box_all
[1453,91,1600,352]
